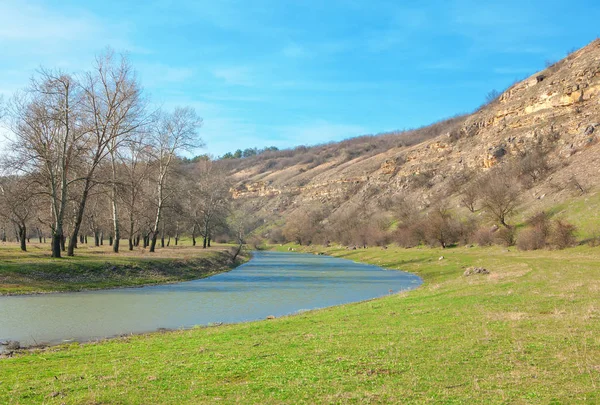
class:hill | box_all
[221,39,600,244]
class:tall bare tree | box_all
[7,71,83,258]
[67,50,145,256]
[148,107,203,252]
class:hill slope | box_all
[223,39,600,240]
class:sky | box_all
[1,0,600,157]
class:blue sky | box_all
[1,0,600,157]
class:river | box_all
[0,251,421,349]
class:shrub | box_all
[494,226,516,247]
[473,227,494,246]
[549,220,577,249]
[392,225,420,248]
[517,227,547,250]
[268,228,286,244]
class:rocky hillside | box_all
[222,39,600,236]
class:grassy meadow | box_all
[0,241,243,295]
[0,244,598,403]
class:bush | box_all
[268,228,287,244]
[392,225,420,248]
[473,227,494,246]
[494,226,516,246]
[550,220,577,249]
[516,227,547,250]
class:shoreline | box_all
[0,246,249,296]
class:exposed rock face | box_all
[226,39,600,223]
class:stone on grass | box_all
[463,267,490,276]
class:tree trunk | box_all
[231,243,242,262]
[60,235,66,252]
[128,218,135,251]
[94,231,100,247]
[150,232,158,252]
[203,236,207,249]
[208,236,211,247]
[51,232,62,258]
[109,235,113,246]
[18,224,27,252]
[100,231,104,246]
[68,180,92,257]
[110,151,120,254]
[167,235,171,247]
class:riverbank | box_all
[1,244,598,404]
[0,243,248,295]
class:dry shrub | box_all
[516,227,547,250]
[473,227,494,246]
[392,225,420,248]
[549,220,577,249]
[494,226,516,246]
[268,228,286,244]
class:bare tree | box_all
[68,50,145,256]
[148,107,203,252]
[185,160,230,248]
[478,167,520,228]
[459,184,478,213]
[0,176,36,251]
[424,206,460,248]
[119,133,152,250]
[7,71,83,258]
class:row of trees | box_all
[220,146,279,160]
[0,51,232,258]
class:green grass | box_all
[0,242,245,295]
[0,244,598,403]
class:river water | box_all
[0,251,421,348]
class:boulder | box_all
[463,267,490,276]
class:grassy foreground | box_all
[0,244,599,404]
[0,242,244,295]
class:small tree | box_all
[478,167,520,228]
[424,206,460,248]
[460,184,478,213]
